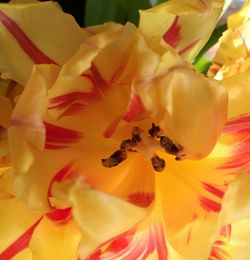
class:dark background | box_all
[0,0,86,26]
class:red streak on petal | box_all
[91,65,109,93]
[203,183,225,199]
[103,116,122,138]
[88,250,102,260]
[106,237,129,252]
[0,11,56,64]
[57,103,87,119]
[199,196,221,212]
[220,115,250,171]
[49,91,99,111]
[153,224,168,260]
[88,224,168,259]
[209,65,220,76]
[127,192,154,208]
[123,94,146,122]
[178,39,200,56]
[163,16,181,48]
[220,224,231,238]
[0,217,42,260]
[46,207,72,225]
[223,115,250,135]
[47,162,76,208]
[44,122,82,149]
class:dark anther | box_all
[101,149,127,168]
[120,138,137,149]
[148,123,160,138]
[160,136,179,154]
[175,157,181,161]
[131,126,142,142]
[151,155,166,172]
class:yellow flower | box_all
[0,1,248,259]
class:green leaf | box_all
[127,0,151,26]
[84,0,128,26]
[157,0,169,4]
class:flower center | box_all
[101,123,182,172]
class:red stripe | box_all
[123,94,146,122]
[127,192,154,208]
[199,196,221,212]
[46,208,72,224]
[103,116,122,138]
[47,162,76,207]
[203,183,225,199]
[0,217,42,259]
[0,10,56,64]
[49,91,99,111]
[220,115,250,171]
[178,39,200,56]
[163,16,181,48]
[44,122,82,149]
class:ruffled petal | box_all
[137,67,228,159]
[69,182,149,259]
[9,64,61,210]
[139,0,224,62]
[221,72,250,118]
[28,216,81,260]
[0,1,87,85]
[155,113,249,258]
[0,197,42,259]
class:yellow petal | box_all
[0,197,42,258]
[217,173,250,227]
[229,218,250,259]
[137,67,228,159]
[12,248,33,260]
[69,182,148,258]
[0,168,13,198]
[0,1,88,85]
[227,0,250,28]
[222,72,250,118]
[9,64,61,210]
[29,216,81,260]
[139,0,224,62]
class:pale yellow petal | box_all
[0,198,42,256]
[138,67,228,159]
[218,173,250,227]
[139,0,223,62]
[0,2,87,85]
[12,249,33,260]
[222,72,250,118]
[29,217,81,260]
[69,182,149,258]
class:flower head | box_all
[0,1,249,259]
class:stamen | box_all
[148,123,160,138]
[120,138,137,150]
[151,154,166,172]
[101,149,127,168]
[131,126,142,142]
[160,136,179,155]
